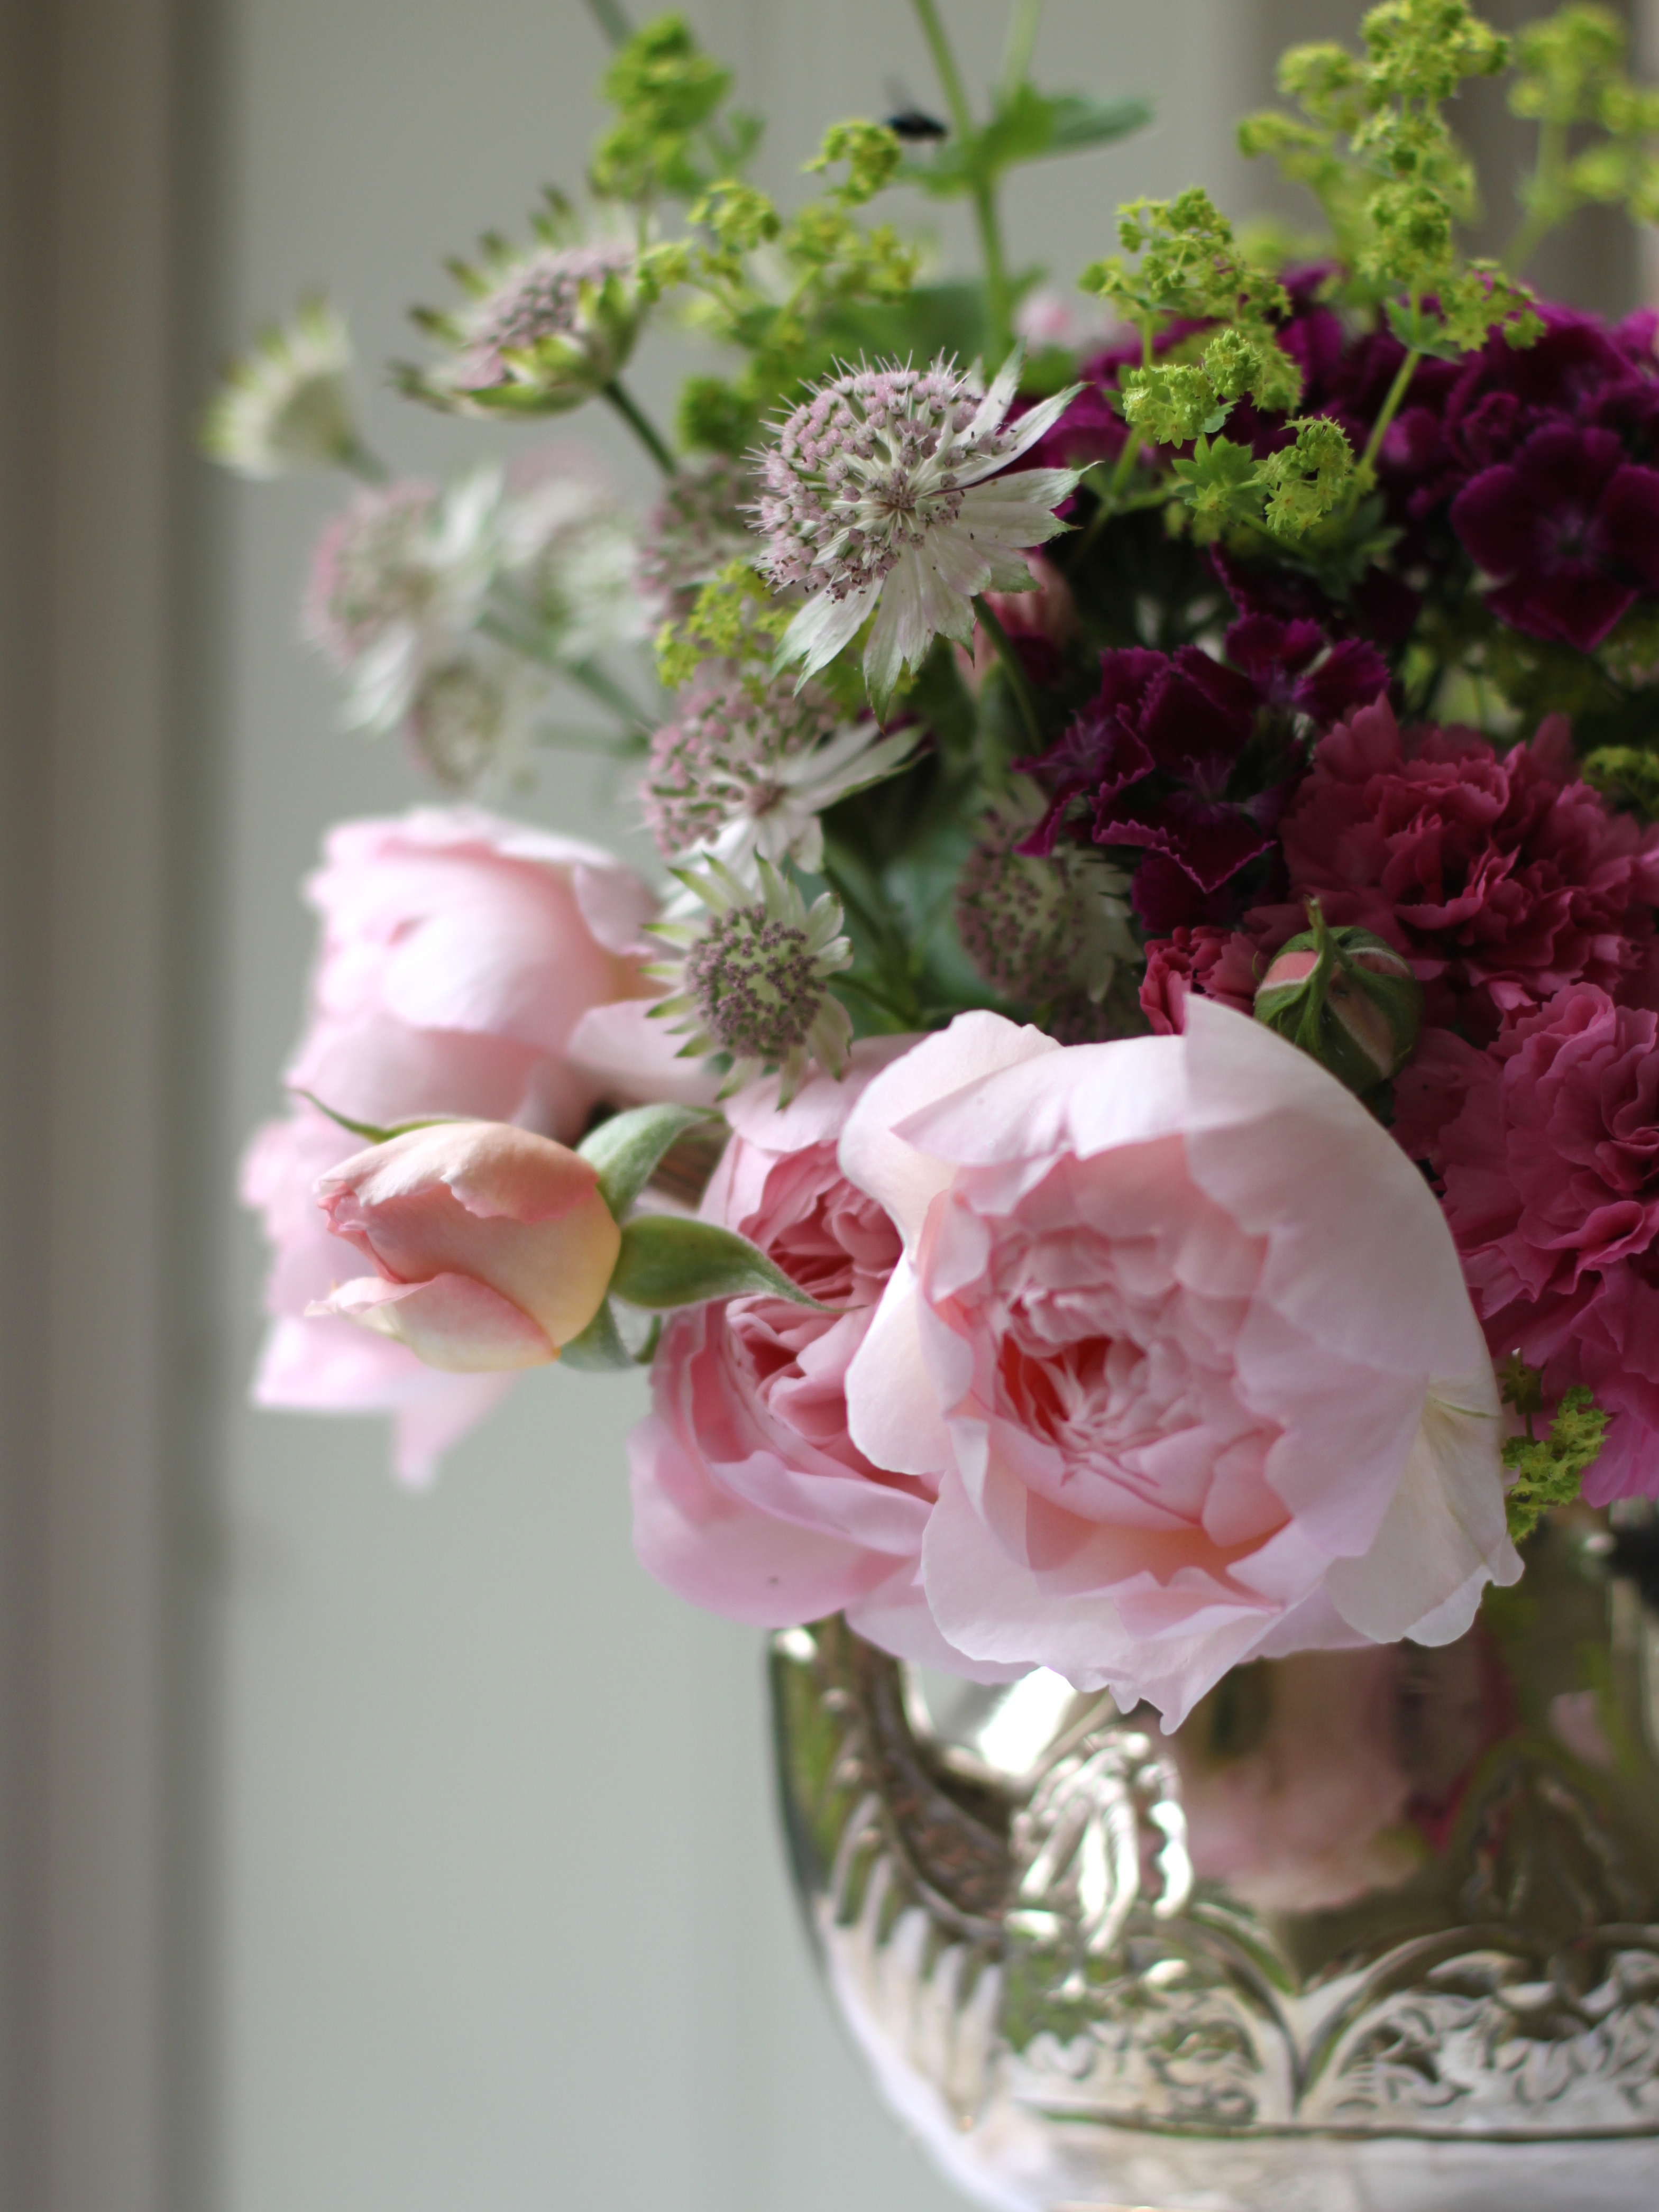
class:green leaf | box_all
[609,1215,822,1311]
[292,1091,460,1146]
[1042,93,1153,154]
[576,1103,717,1221]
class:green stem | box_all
[337,436,390,484]
[1357,343,1421,482]
[1000,0,1044,105]
[1506,116,1568,276]
[584,0,633,48]
[910,0,975,140]
[1102,317,1153,503]
[910,0,1015,363]
[973,595,1042,751]
[602,379,677,475]
[566,656,651,728]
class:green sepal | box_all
[558,1298,636,1373]
[576,1103,717,1223]
[609,1214,822,1311]
[292,1091,461,1147]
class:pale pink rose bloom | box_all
[628,1042,1025,1677]
[839,1000,1517,1729]
[243,806,679,1482]
[311,1121,620,1366]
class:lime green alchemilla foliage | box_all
[1079,189,1360,549]
[1499,1361,1611,1543]
[1239,0,1539,355]
[1509,5,1659,266]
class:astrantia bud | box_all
[955,808,1137,1010]
[1254,906,1422,1094]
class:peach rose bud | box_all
[308,1121,621,1371]
[1254,905,1422,1094]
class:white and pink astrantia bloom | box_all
[754,351,1080,707]
[838,999,1519,1730]
[243,806,711,1485]
[627,1042,1024,1679]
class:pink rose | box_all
[1263,699,1659,1036]
[1422,983,1659,1501]
[838,1001,1517,1728]
[243,806,679,1482]
[1139,924,1259,1035]
[311,1122,620,1366]
[628,1042,1021,1675]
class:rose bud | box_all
[308,1121,621,1371]
[1254,905,1422,1095]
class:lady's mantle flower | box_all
[645,857,853,1104]
[754,350,1081,710]
[414,237,641,416]
[643,667,916,875]
[201,301,360,479]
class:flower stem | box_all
[1357,344,1421,482]
[1506,116,1567,276]
[337,435,390,484]
[910,0,1015,364]
[973,595,1042,751]
[1000,0,1044,104]
[602,379,677,476]
[584,0,633,49]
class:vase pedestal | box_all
[771,1512,1659,2211]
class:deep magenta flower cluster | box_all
[1136,693,1659,1499]
[1019,617,1388,931]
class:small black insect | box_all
[883,78,948,141]
[885,107,948,141]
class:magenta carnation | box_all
[1268,700,1659,1036]
[1413,986,1659,1503]
[1139,924,1259,1034]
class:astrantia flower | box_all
[415,237,641,416]
[954,806,1138,1009]
[202,301,360,479]
[639,459,752,621]
[642,668,916,876]
[306,467,501,737]
[754,350,1082,710]
[404,644,546,792]
[498,448,646,664]
[645,857,854,1103]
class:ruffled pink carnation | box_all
[1264,699,1659,1036]
[1413,984,1659,1501]
[628,1042,1011,1673]
[1139,925,1260,1034]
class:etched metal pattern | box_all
[770,1516,1659,2211]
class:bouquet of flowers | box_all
[214,1,1659,1731]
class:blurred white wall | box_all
[208,6,1257,2210]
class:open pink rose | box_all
[243,806,684,1481]
[628,1043,1023,1675]
[311,1122,620,1366]
[839,1001,1517,1728]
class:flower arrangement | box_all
[215,1,1659,1730]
